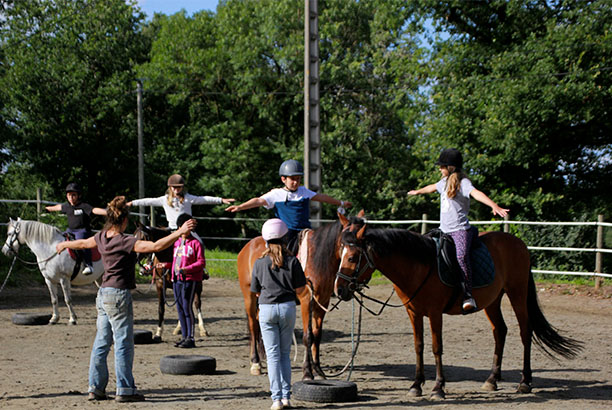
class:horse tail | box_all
[527,270,583,359]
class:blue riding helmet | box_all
[279,160,304,177]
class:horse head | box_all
[2,218,22,257]
[335,211,375,301]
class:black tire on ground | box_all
[133,329,153,344]
[160,355,216,375]
[11,312,52,326]
[292,380,358,403]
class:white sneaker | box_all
[270,400,284,410]
[462,297,476,311]
[281,398,291,408]
[82,266,93,275]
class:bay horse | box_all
[334,215,582,398]
[133,223,208,342]
[237,211,365,379]
[1,218,104,324]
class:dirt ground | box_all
[0,278,610,410]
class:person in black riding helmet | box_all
[225,160,352,254]
[46,182,106,275]
[408,148,509,311]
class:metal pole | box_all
[504,215,509,233]
[304,0,321,226]
[421,213,428,235]
[595,214,603,289]
[36,188,42,221]
[136,79,146,224]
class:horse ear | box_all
[338,212,349,227]
[356,222,367,240]
[357,209,365,218]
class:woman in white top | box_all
[128,174,235,230]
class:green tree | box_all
[0,0,149,206]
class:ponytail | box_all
[105,196,129,230]
[261,243,288,270]
[445,166,467,199]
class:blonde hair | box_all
[105,196,130,230]
[445,166,467,199]
[261,243,287,270]
[166,187,185,207]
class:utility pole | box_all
[136,79,146,224]
[304,0,321,226]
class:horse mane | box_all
[311,215,365,275]
[20,219,63,243]
[344,226,436,266]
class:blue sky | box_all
[136,0,219,17]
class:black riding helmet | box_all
[279,159,304,177]
[65,182,82,193]
[436,148,463,169]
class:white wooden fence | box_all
[1,197,610,283]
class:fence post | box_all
[503,215,509,233]
[36,188,42,221]
[150,206,156,227]
[421,213,428,235]
[595,214,603,290]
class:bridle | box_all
[335,234,376,295]
[3,220,21,256]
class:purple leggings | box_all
[448,228,477,295]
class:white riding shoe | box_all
[462,297,477,311]
[270,400,284,410]
[82,265,93,275]
[281,398,291,408]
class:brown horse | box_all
[134,223,208,341]
[237,211,365,379]
[334,215,582,398]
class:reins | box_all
[305,280,364,381]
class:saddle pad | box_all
[434,237,495,289]
[297,229,312,272]
[68,247,101,262]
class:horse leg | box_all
[407,311,425,397]
[245,293,262,375]
[44,277,61,325]
[482,293,507,391]
[154,278,165,342]
[506,289,532,393]
[428,313,446,399]
[310,309,326,379]
[194,281,209,337]
[300,297,316,380]
[59,275,77,325]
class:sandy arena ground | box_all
[0,278,610,409]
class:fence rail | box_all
[1,198,609,282]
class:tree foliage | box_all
[0,0,149,205]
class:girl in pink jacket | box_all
[160,213,205,348]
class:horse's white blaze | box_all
[334,245,349,294]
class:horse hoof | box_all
[152,335,162,343]
[68,320,77,326]
[517,383,532,393]
[482,381,497,391]
[200,330,209,338]
[250,363,261,376]
[302,374,314,381]
[407,388,422,397]
[430,390,445,400]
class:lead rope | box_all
[0,256,17,295]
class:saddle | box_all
[63,233,101,280]
[427,229,495,289]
